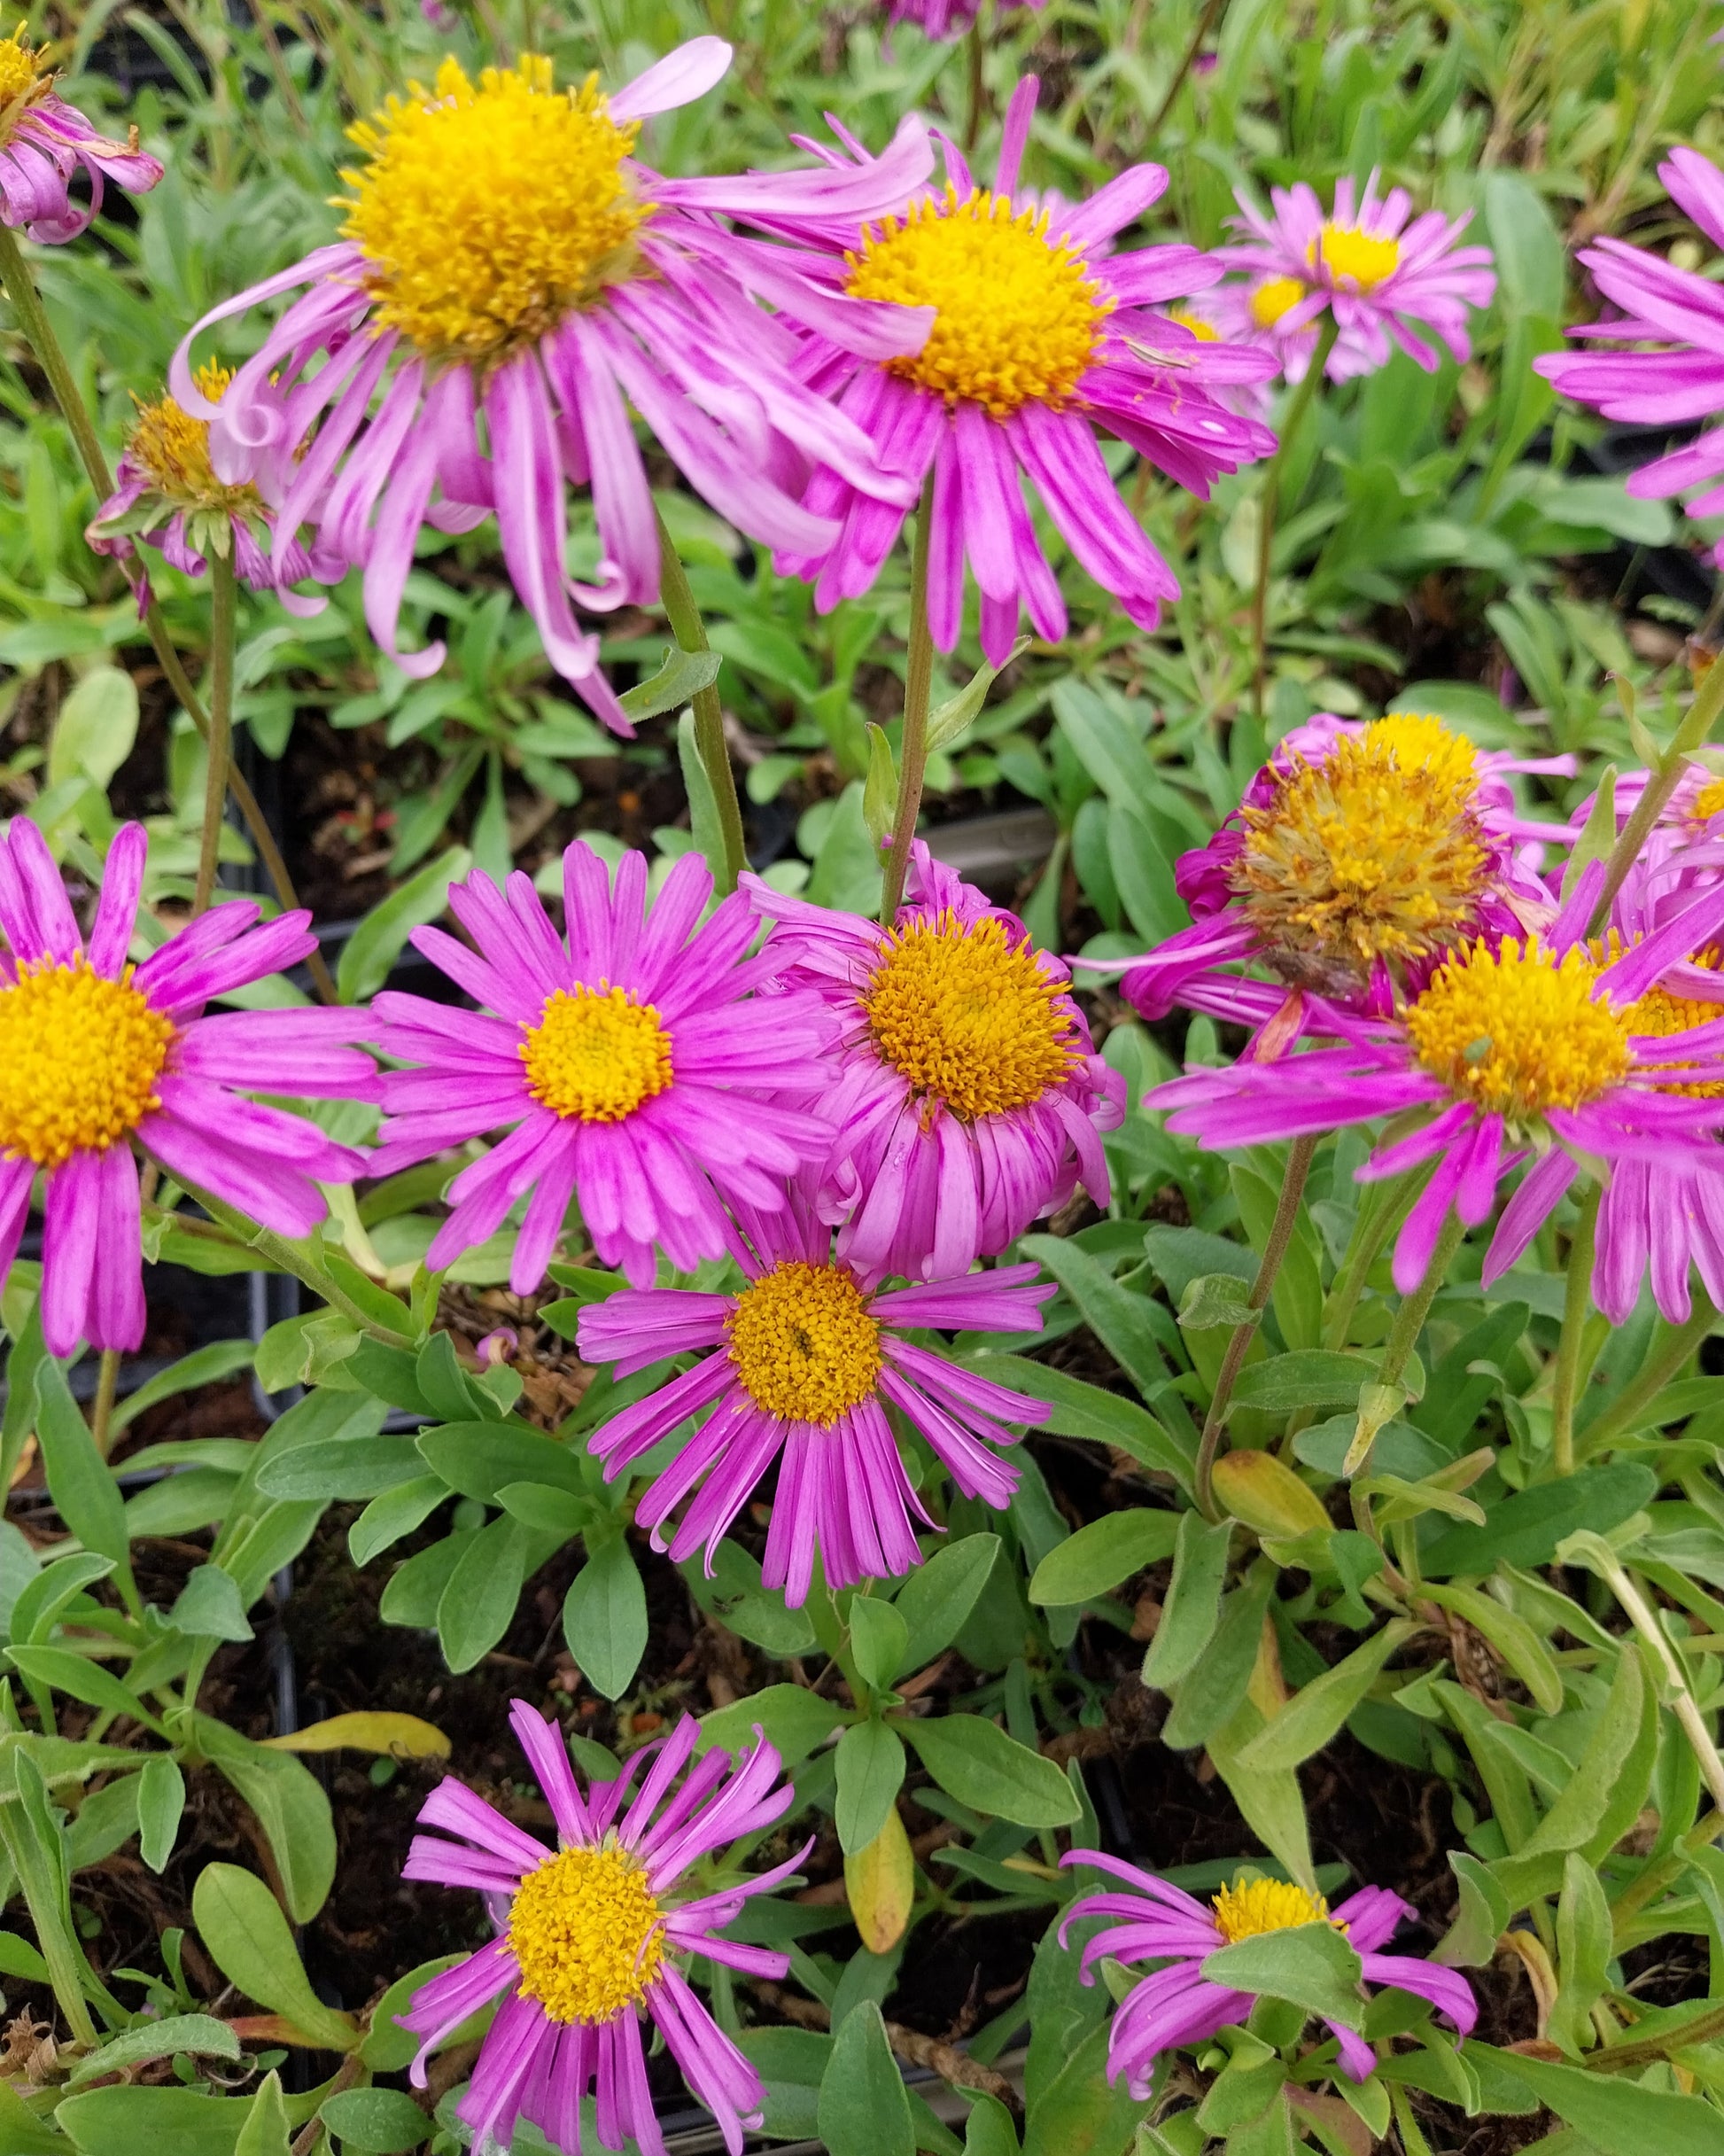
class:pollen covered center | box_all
[339,55,644,365]
[0,957,174,1169]
[863,911,1080,1119]
[1692,775,1724,824]
[509,1844,664,2024]
[0,27,48,111]
[520,984,672,1123]
[1211,1878,1332,1942]
[844,186,1111,417]
[1168,307,1219,342]
[1596,932,1724,1098]
[129,361,261,511]
[727,1260,882,1425]
[1232,713,1492,971]
[1406,938,1632,1119]
[1250,276,1307,329]
[1315,222,1400,289]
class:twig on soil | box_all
[748,1977,1022,2120]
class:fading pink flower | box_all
[0,25,160,243]
[579,1185,1053,1603]
[884,0,1044,35]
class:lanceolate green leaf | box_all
[899,1715,1080,1827]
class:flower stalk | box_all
[1549,1181,1600,1476]
[655,510,747,896]
[194,553,237,916]
[881,474,937,923]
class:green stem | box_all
[1549,1181,1601,1477]
[1376,1210,1465,1396]
[1251,317,1339,720]
[881,476,937,924]
[0,222,340,1001]
[1147,0,1228,137]
[1577,1295,1718,1459]
[167,1183,415,1348]
[1321,1163,1424,1350]
[89,1349,121,1464]
[1591,650,1724,930]
[962,19,985,155]
[1195,1134,1316,1522]
[195,555,237,916]
[655,510,746,896]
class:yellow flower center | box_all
[519,985,672,1123]
[862,911,1080,1121]
[1315,222,1400,289]
[339,56,644,368]
[1589,931,1724,1097]
[1250,276,1307,330]
[1405,938,1632,1120]
[0,957,174,1169]
[1232,714,1490,972]
[1692,775,1724,824]
[0,26,45,109]
[509,1844,664,2024]
[1168,307,1219,342]
[128,362,262,514]
[1212,1878,1332,1943]
[726,1260,881,1425]
[843,186,1111,418]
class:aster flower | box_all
[0,21,160,243]
[1535,148,1724,561]
[1099,713,1567,1039]
[1163,283,1376,410]
[884,0,1045,37]
[0,819,374,1358]
[1150,875,1724,1304]
[371,844,835,1291]
[169,39,937,730]
[86,361,321,603]
[743,839,1124,1281]
[1222,172,1495,375]
[731,76,1275,662]
[1060,1858,1477,2093]
[579,1185,1053,1605]
[400,1702,806,2156]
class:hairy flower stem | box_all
[89,1349,121,1462]
[655,511,747,896]
[1195,1134,1316,1522]
[1251,316,1340,720]
[0,223,339,1000]
[195,555,237,915]
[1549,1181,1601,1477]
[1591,648,1724,930]
[881,476,937,924]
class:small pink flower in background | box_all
[400,1704,806,2156]
[371,845,835,1292]
[746,839,1124,1282]
[1536,147,1724,562]
[171,39,936,730]
[732,75,1275,661]
[1166,280,1377,409]
[0,21,161,243]
[0,820,374,1357]
[579,1185,1053,1605]
[1223,171,1495,373]
[1060,1858,1476,2093]
[882,0,1045,37]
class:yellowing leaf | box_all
[260,1712,450,1760]
[843,1803,913,1955]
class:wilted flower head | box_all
[1223,172,1495,374]
[171,39,936,729]
[0,20,161,242]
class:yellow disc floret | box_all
[843,187,1110,418]
[1250,276,1307,330]
[863,911,1079,1121]
[1231,715,1490,972]
[128,362,260,512]
[509,1844,664,2024]
[727,1260,882,1425]
[0,25,49,118]
[1405,938,1632,1119]
[0,957,174,1169]
[1590,930,1724,1098]
[520,985,672,1123]
[1211,1878,1332,1943]
[339,56,644,367]
[1315,222,1400,289]
[1692,775,1724,825]
[1168,307,1219,342]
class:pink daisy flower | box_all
[579,1186,1053,1604]
[1097,712,1568,1039]
[744,839,1125,1282]
[1150,876,1724,1305]
[400,1703,806,2156]
[1162,282,1378,411]
[169,39,936,730]
[0,820,375,1358]
[1222,172,1495,374]
[371,845,835,1291]
[730,76,1275,662]
[1060,1858,1476,2094]
[1536,149,1724,561]
[0,23,161,243]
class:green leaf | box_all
[1230,1350,1379,1413]
[137,1754,185,1874]
[64,2014,240,2090]
[1017,1236,1171,1403]
[894,1535,1000,1672]
[818,2000,913,2156]
[1021,2020,1147,2156]
[1203,1922,1365,2031]
[835,1722,907,1856]
[1143,1514,1233,1692]
[360,1953,463,2071]
[1161,1563,1275,1750]
[317,2087,432,2153]
[110,1339,256,1435]
[169,1564,255,1644]
[970,1357,1192,1489]
[50,666,139,790]
[1483,175,1565,319]
[850,1594,910,1692]
[1422,1463,1656,1576]
[192,1720,338,1925]
[191,1863,358,2050]
[255,1436,430,1502]
[862,721,897,844]
[1417,1583,1563,1716]
[33,1355,138,1614]
[1548,1851,1611,2059]
[682,1541,818,1657]
[621,642,721,722]
[415,1420,586,1501]
[236,2071,291,2156]
[349,1475,449,1567]
[563,1537,648,1700]
[56,2086,255,2154]
[0,1748,96,2043]
[5,1547,103,1651]
[1481,2047,1724,2155]
[1237,1623,1415,1774]
[336,844,471,1003]
[1029,1510,1179,1607]
[6,1646,162,1733]
[927,640,1031,753]
[1517,1643,1651,1862]
[701,1681,844,1767]
[1433,1852,1508,1967]
[0,2078,64,2153]
[964,2092,1021,2156]
[438,1514,530,1674]
[900,1715,1080,1827]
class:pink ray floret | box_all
[0,30,161,243]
